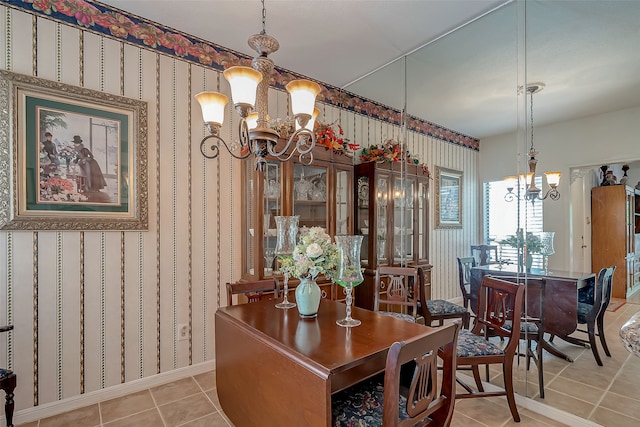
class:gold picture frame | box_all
[0,70,148,230]
[435,166,463,229]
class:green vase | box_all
[295,277,321,318]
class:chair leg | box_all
[536,340,544,399]
[596,314,611,357]
[503,358,520,422]
[587,322,603,366]
[5,373,16,427]
[471,365,484,392]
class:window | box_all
[484,178,543,268]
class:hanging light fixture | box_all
[195,0,321,172]
[504,83,561,203]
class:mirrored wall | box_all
[345,0,640,420]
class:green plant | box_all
[499,229,542,254]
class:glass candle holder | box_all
[275,215,299,309]
[335,235,365,327]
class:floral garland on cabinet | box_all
[359,139,431,177]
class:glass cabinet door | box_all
[293,164,328,230]
[263,162,282,276]
[376,175,389,265]
[417,180,429,262]
[356,175,370,265]
[393,177,414,264]
[335,168,351,235]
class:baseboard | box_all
[456,373,603,427]
[11,359,216,425]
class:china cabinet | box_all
[591,185,640,298]
[353,161,431,310]
[241,148,354,301]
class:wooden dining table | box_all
[470,264,596,362]
[215,298,434,427]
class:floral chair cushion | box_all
[456,329,505,358]
[425,299,468,315]
[332,375,409,427]
[379,311,416,323]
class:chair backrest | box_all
[470,245,498,266]
[595,266,616,313]
[383,320,461,426]
[457,257,476,297]
[473,276,525,356]
[374,266,419,320]
[226,278,279,306]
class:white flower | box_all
[306,243,323,258]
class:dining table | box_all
[470,264,596,362]
[215,298,435,427]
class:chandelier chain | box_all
[529,88,535,153]
[261,0,267,35]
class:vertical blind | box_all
[484,178,544,268]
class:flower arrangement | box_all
[315,121,360,155]
[279,227,339,280]
[41,176,75,193]
[57,146,76,162]
[359,139,430,176]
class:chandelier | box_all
[504,83,561,203]
[195,0,321,172]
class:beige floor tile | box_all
[193,370,217,391]
[177,412,229,427]
[450,411,490,426]
[100,389,155,423]
[158,392,216,427]
[545,376,604,404]
[590,406,640,427]
[454,397,514,426]
[102,408,164,427]
[39,404,100,427]
[532,389,594,419]
[15,422,39,427]
[598,391,640,421]
[151,377,202,405]
[206,388,222,411]
[519,408,570,427]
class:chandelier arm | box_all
[504,192,518,203]
[199,133,252,161]
[266,128,316,159]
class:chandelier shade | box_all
[194,92,228,127]
[223,66,263,107]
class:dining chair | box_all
[0,324,16,427]
[226,278,280,306]
[332,320,461,427]
[374,266,422,323]
[470,244,499,266]
[455,275,525,422]
[457,256,476,311]
[550,266,616,366]
[417,267,470,329]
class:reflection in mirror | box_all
[346,0,640,421]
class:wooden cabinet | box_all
[241,148,354,300]
[591,185,640,298]
[353,161,431,310]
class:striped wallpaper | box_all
[0,2,480,418]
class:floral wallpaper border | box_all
[3,0,479,151]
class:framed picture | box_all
[435,166,462,229]
[0,70,148,230]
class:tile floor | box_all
[15,296,640,427]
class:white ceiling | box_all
[99,0,640,140]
